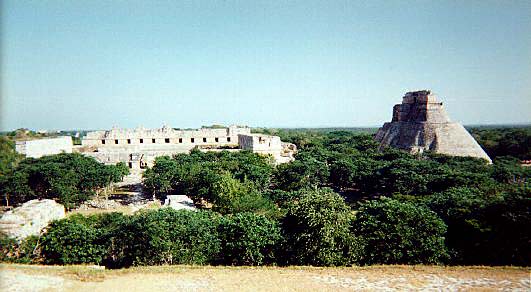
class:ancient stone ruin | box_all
[0,199,65,240]
[79,125,296,167]
[375,90,492,163]
[14,125,297,167]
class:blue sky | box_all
[2,0,530,130]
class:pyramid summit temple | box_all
[375,90,492,163]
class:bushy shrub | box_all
[218,212,282,265]
[113,208,221,266]
[425,187,530,265]
[282,188,358,266]
[205,172,277,216]
[41,213,125,265]
[353,198,448,265]
[0,233,41,264]
[483,187,531,266]
[272,157,329,192]
[265,189,303,207]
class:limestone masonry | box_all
[15,136,73,158]
[14,126,296,167]
[375,90,492,163]
[78,125,296,168]
[0,199,65,240]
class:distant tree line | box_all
[470,126,531,160]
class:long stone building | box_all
[375,90,492,163]
[78,125,296,168]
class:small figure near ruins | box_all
[375,90,492,163]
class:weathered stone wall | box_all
[238,134,282,152]
[238,134,296,164]
[79,125,250,168]
[82,125,249,147]
[392,91,450,123]
[82,145,197,169]
[376,90,492,163]
[15,136,73,158]
[78,126,295,167]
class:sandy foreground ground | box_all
[0,264,529,291]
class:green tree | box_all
[492,156,529,184]
[218,212,282,265]
[0,136,24,206]
[329,154,382,196]
[142,156,178,198]
[471,127,531,160]
[425,186,530,265]
[282,188,357,266]
[353,198,448,265]
[41,213,124,265]
[483,187,531,266]
[209,172,276,215]
[2,153,122,208]
[272,158,329,191]
[112,209,221,266]
[143,151,276,214]
[0,136,23,176]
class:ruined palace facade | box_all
[375,90,492,163]
[238,133,297,164]
[79,125,295,168]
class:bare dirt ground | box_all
[1,264,529,291]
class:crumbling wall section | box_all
[238,134,296,164]
[82,125,249,147]
[79,126,293,167]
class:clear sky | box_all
[2,0,530,131]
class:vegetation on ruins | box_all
[2,128,58,140]
[0,126,529,267]
[0,233,40,264]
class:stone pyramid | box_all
[375,90,492,163]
